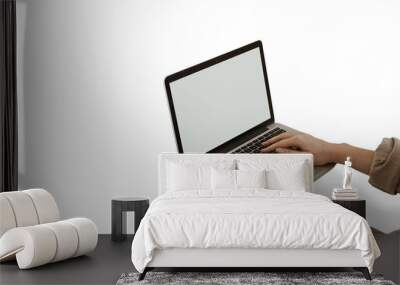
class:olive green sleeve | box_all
[368,137,400,195]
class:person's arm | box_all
[326,143,374,174]
[368,138,400,195]
[261,133,400,195]
[260,132,374,174]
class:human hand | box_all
[260,132,334,165]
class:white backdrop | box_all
[16,0,400,233]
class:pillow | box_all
[211,168,236,189]
[237,159,309,191]
[166,160,235,191]
[211,168,268,190]
[167,163,208,191]
[237,169,267,189]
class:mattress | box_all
[131,189,380,273]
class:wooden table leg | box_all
[134,202,149,235]
[112,201,126,241]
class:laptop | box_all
[165,41,331,179]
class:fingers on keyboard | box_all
[233,128,286,153]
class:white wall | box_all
[17,0,400,234]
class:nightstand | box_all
[332,199,366,218]
[111,197,149,241]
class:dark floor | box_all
[0,235,134,285]
[1,233,398,285]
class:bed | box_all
[131,154,380,280]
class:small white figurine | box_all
[343,156,353,190]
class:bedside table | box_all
[111,197,149,242]
[332,199,366,218]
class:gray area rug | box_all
[116,272,396,285]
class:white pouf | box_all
[0,189,98,269]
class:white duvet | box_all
[131,190,380,273]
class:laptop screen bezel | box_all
[165,40,275,153]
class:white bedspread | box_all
[131,190,380,272]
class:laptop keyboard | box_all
[232,127,286,153]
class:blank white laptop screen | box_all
[169,47,272,152]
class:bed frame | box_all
[137,154,372,281]
[138,248,371,281]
